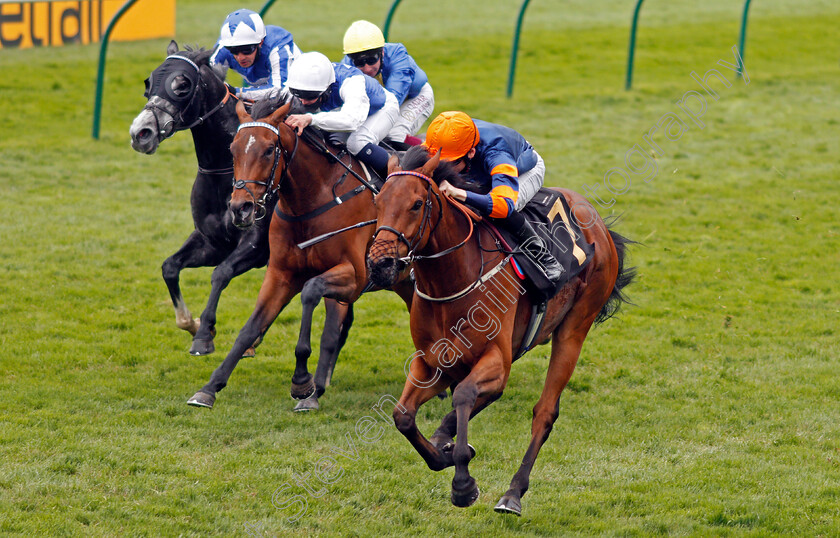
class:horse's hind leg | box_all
[495,317,599,516]
[293,300,352,412]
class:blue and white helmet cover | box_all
[219,9,267,47]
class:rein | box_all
[232,121,298,221]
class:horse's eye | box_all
[171,75,192,97]
[264,146,274,158]
[411,200,423,211]
[143,78,151,98]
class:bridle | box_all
[373,170,475,267]
[374,170,515,303]
[231,121,299,220]
[143,54,233,141]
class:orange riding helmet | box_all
[423,111,480,161]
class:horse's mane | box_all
[399,145,482,192]
[174,45,213,66]
[250,92,296,120]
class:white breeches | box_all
[387,83,435,142]
[515,151,546,211]
[346,90,400,154]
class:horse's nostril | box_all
[138,128,153,141]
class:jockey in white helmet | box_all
[210,9,301,101]
[284,51,400,178]
[341,20,434,147]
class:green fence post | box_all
[259,0,278,18]
[91,0,141,139]
[625,0,646,90]
[506,0,532,98]
[737,0,753,78]
[383,0,404,41]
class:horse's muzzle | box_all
[230,200,256,229]
[367,256,407,289]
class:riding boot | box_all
[357,142,391,179]
[510,216,564,283]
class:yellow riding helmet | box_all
[423,111,480,161]
[343,20,385,55]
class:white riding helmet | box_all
[286,52,336,92]
[219,9,266,47]
[343,20,385,55]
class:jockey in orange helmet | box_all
[423,111,563,282]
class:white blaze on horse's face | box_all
[244,135,256,155]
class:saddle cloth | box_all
[490,188,594,302]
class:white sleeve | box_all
[309,75,370,132]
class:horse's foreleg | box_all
[190,235,269,357]
[394,355,455,471]
[187,268,297,409]
[450,350,508,508]
[162,231,219,337]
[314,302,353,394]
[429,393,499,450]
[291,267,357,408]
[292,299,350,412]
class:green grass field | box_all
[1,0,839,535]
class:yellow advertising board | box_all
[0,0,175,49]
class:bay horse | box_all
[129,42,352,386]
[186,96,414,411]
[366,147,634,515]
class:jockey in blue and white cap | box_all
[341,20,434,147]
[284,51,400,178]
[209,9,301,101]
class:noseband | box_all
[232,121,298,220]
[372,171,474,265]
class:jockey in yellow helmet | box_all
[341,20,434,148]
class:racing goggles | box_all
[290,88,324,101]
[350,53,380,67]
[226,44,258,56]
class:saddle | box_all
[454,189,594,358]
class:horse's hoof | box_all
[187,391,215,408]
[494,494,522,516]
[451,479,480,508]
[293,395,320,412]
[241,346,256,358]
[189,339,215,356]
[290,375,316,400]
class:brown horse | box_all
[366,147,634,515]
[187,96,414,410]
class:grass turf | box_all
[0,0,838,535]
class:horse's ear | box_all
[236,99,252,123]
[167,40,178,55]
[268,101,292,125]
[387,154,401,175]
[420,149,442,178]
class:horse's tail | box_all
[595,221,636,325]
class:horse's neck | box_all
[413,200,486,299]
[282,138,348,209]
[189,81,236,173]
